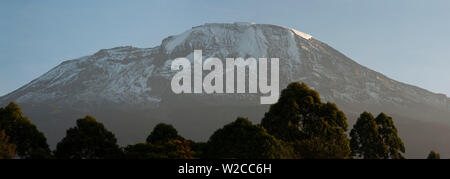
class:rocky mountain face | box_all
[1,23,449,158]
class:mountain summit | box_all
[1,23,449,157]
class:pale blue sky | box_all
[1,0,449,96]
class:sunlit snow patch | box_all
[291,29,312,40]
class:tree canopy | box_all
[427,150,440,159]
[261,82,351,158]
[125,139,195,159]
[54,116,123,159]
[350,112,386,159]
[350,112,405,159]
[125,123,194,159]
[146,123,184,144]
[0,130,16,159]
[375,113,405,159]
[203,117,294,159]
[0,102,51,158]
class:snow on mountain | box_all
[2,22,448,115]
[8,46,162,105]
[291,28,313,40]
[2,22,449,112]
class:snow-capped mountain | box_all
[1,23,449,157]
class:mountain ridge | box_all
[3,23,448,109]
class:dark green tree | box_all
[146,123,183,144]
[125,143,160,159]
[350,112,405,159]
[54,116,123,159]
[190,141,206,158]
[124,140,195,159]
[168,139,195,159]
[375,113,405,159]
[293,137,350,159]
[261,82,351,158]
[203,117,294,159]
[125,122,194,159]
[0,102,51,158]
[0,130,16,159]
[124,143,158,159]
[427,150,440,159]
[350,112,387,159]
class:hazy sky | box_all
[1,0,449,96]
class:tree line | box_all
[0,82,442,159]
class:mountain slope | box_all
[1,22,449,158]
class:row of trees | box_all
[0,82,442,159]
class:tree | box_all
[125,122,194,159]
[146,123,184,144]
[203,117,294,159]
[54,116,123,159]
[261,82,351,159]
[0,102,51,158]
[0,130,16,159]
[124,143,159,159]
[190,141,207,158]
[350,112,387,159]
[292,137,348,159]
[124,140,195,159]
[375,113,405,159]
[350,112,405,159]
[168,139,195,159]
[427,150,440,159]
